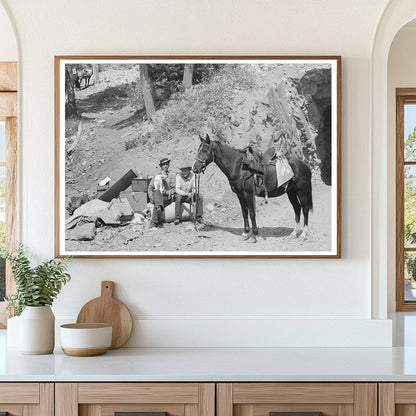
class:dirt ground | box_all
[64,65,334,255]
[65,180,331,254]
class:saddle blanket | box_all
[276,157,294,187]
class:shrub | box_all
[151,64,258,144]
[125,136,140,150]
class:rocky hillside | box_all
[65,63,333,209]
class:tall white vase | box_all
[19,306,55,354]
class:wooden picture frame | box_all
[55,56,341,258]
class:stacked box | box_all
[96,183,109,198]
[120,191,148,213]
[108,198,134,222]
[131,178,151,193]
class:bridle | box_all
[194,141,215,174]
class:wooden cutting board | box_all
[76,281,133,349]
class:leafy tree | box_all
[406,126,416,160]
[405,169,416,245]
[93,64,99,84]
[404,127,416,280]
[0,223,5,247]
[405,253,416,282]
[183,64,194,90]
[65,67,77,118]
[128,64,222,115]
[405,127,416,247]
[139,64,156,121]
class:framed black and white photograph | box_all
[55,56,341,258]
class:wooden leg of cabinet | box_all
[379,383,395,416]
[40,383,54,416]
[56,383,78,416]
[217,384,233,416]
[199,383,215,416]
[354,384,377,416]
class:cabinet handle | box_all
[115,412,168,416]
[270,413,323,416]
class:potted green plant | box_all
[4,246,71,354]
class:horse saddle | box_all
[243,147,291,195]
[243,146,276,174]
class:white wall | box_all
[387,26,416,312]
[0,0,394,347]
[0,3,16,61]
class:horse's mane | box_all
[212,140,246,154]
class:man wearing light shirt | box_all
[174,165,203,225]
[148,157,175,228]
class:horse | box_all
[192,134,313,242]
[81,68,93,88]
[72,68,93,89]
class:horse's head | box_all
[193,134,214,174]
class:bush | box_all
[151,65,258,144]
[125,136,140,150]
[0,222,5,247]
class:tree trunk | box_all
[139,64,155,121]
[183,64,194,90]
[93,64,99,84]
[65,67,77,118]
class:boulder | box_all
[67,223,96,241]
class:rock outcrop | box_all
[266,68,333,185]
[229,67,333,185]
[297,68,332,185]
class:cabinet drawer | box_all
[78,383,200,404]
[218,383,376,416]
[0,383,39,403]
[0,383,53,416]
[56,383,215,416]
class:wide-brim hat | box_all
[159,157,171,166]
[180,166,192,171]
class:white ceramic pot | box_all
[60,323,112,356]
[19,306,55,354]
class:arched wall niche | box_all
[371,0,416,318]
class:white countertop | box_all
[2,313,416,382]
[2,346,416,382]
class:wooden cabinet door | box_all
[217,383,377,416]
[55,383,215,416]
[379,383,416,416]
[0,383,53,416]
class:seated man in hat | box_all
[174,165,203,225]
[148,157,175,228]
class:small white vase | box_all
[19,306,55,354]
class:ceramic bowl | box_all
[60,323,112,356]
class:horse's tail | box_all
[307,179,313,213]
